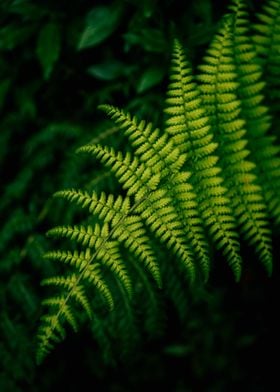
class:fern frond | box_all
[80,143,196,281]
[198,15,273,274]
[48,224,101,248]
[131,259,164,337]
[54,189,131,224]
[42,277,92,320]
[38,10,280,362]
[100,239,133,298]
[38,217,131,361]
[112,215,161,286]
[98,104,186,177]
[53,190,161,286]
[98,104,210,280]
[79,145,161,200]
[47,222,132,298]
[253,0,280,99]
[165,39,242,279]
[229,0,280,224]
[43,249,114,308]
[37,273,91,363]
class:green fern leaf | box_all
[98,104,210,280]
[229,0,280,225]
[37,273,91,363]
[80,143,196,281]
[165,39,242,280]
[253,0,280,99]
[37,6,280,361]
[54,190,161,286]
[198,15,273,275]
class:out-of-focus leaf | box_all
[78,5,122,50]
[0,79,11,110]
[136,67,165,93]
[131,0,157,18]
[36,22,61,80]
[193,0,212,25]
[237,334,256,348]
[189,24,216,46]
[87,61,125,81]
[15,89,36,118]
[187,0,214,46]
[124,28,166,53]
[164,344,191,357]
[142,0,157,18]
[7,2,46,20]
[0,24,35,50]
[15,82,38,118]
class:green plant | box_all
[253,0,280,101]
[37,0,280,365]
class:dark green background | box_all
[0,0,279,390]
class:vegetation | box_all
[1,0,279,390]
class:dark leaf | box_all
[7,2,46,20]
[78,5,122,50]
[87,61,124,81]
[136,67,165,93]
[0,79,11,110]
[15,88,37,118]
[0,24,35,50]
[36,22,61,80]
[124,28,166,53]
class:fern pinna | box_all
[253,0,280,100]
[165,39,242,280]
[197,14,273,274]
[230,0,280,225]
[37,1,280,362]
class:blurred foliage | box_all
[0,0,279,391]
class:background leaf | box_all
[124,28,166,53]
[87,61,125,81]
[136,67,165,93]
[0,24,35,50]
[0,79,10,111]
[78,5,122,50]
[36,22,61,80]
